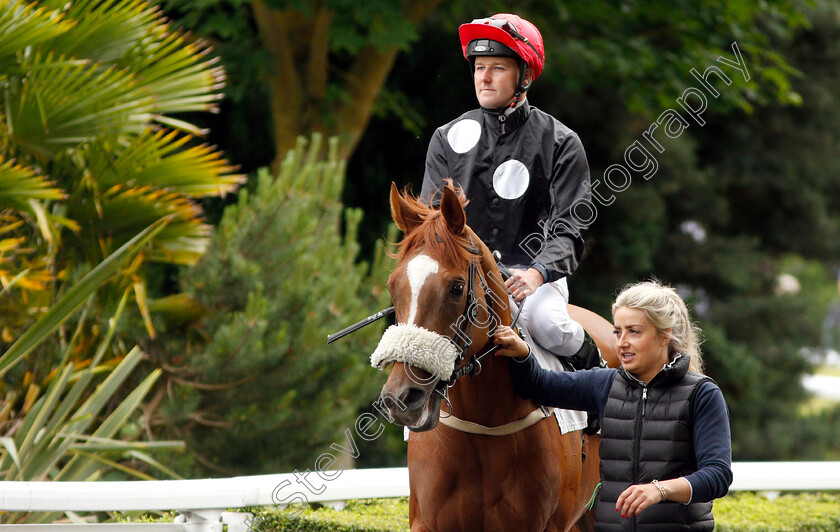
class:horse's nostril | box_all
[382,394,395,410]
[401,387,426,409]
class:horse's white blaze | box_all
[406,254,439,326]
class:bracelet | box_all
[651,479,667,502]
[512,345,532,363]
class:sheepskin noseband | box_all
[371,323,460,381]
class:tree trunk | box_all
[252,0,441,166]
[252,0,304,171]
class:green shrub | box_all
[246,493,840,532]
[252,499,409,532]
[121,492,840,531]
[150,135,394,476]
[716,492,840,532]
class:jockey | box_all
[421,13,601,373]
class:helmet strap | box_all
[511,63,531,108]
[517,62,533,93]
[506,95,527,114]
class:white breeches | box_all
[512,277,584,357]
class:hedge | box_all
[250,499,409,532]
[247,492,840,532]
[715,493,840,531]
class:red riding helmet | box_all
[459,13,546,91]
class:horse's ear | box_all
[390,182,423,234]
[440,185,466,235]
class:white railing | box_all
[730,461,840,491]
[0,463,838,530]
[0,468,409,531]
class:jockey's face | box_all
[473,56,521,109]
[612,307,671,384]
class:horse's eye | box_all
[450,283,465,298]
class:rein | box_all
[432,238,551,436]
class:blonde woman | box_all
[494,280,732,531]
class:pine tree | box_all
[149,136,394,474]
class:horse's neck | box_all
[447,339,537,426]
[443,236,530,424]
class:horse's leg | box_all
[409,492,432,532]
[542,430,602,532]
[569,434,602,532]
[571,509,596,532]
[538,428,580,532]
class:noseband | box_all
[369,235,510,382]
[369,234,550,436]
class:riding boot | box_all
[564,331,604,372]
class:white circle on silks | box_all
[446,119,481,154]
[493,159,530,199]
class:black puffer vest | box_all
[595,355,715,531]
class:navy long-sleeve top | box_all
[509,355,733,502]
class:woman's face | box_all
[613,306,671,383]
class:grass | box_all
[716,492,840,531]
[251,499,409,532]
[243,492,840,532]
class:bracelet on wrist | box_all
[512,345,531,363]
[651,479,667,502]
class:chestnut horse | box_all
[372,183,618,532]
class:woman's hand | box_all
[615,478,691,518]
[493,325,530,359]
[614,483,663,518]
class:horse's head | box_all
[371,183,511,430]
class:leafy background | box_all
[2,2,840,517]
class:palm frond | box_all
[5,52,154,156]
[0,1,73,67]
[36,0,224,119]
[86,129,244,197]
[147,293,205,324]
[95,186,210,265]
[54,360,161,482]
[0,217,169,377]
[0,157,64,210]
[0,213,55,308]
[0,348,174,523]
[37,0,158,65]
[130,28,226,117]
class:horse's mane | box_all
[394,184,475,272]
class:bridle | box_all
[338,231,549,435]
[432,236,532,419]
[430,236,550,436]
[445,236,503,384]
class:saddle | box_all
[497,255,605,435]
